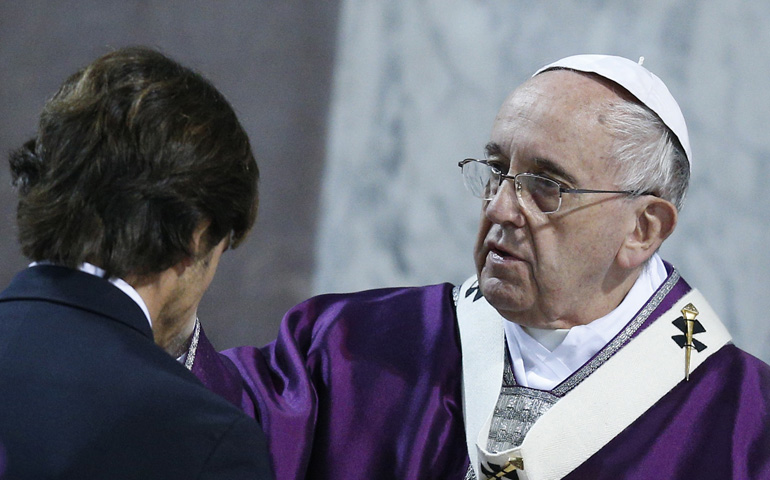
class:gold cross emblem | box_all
[672,303,707,381]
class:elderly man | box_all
[0,47,272,478]
[188,55,770,479]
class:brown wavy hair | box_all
[9,46,258,278]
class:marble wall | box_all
[315,1,770,363]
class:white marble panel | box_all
[316,0,770,363]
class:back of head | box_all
[9,46,258,278]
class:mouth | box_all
[487,241,522,263]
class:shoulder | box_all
[0,286,269,477]
[119,348,272,472]
[693,345,770,470]
[706,343,770,382]
[197,414,272,478]
[681,344,770,424]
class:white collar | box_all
[504,253,667,390]
[30,261,153,327]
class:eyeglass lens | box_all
[461,161,562,213]
[517,175,561,213]
[461,160,495,198]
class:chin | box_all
[478,269,532,315]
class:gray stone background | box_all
[2,1,769,364]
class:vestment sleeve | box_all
[191,284,470,480]
[191,312,317,480]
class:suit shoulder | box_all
[199,414,273,479]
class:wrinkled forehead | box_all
[533,54,692,166]
[492,70,625,140]
[488,71,626,180]
[512,69,633,108]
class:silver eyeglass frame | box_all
[458,158,649,214]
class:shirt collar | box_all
[30,261,153,327]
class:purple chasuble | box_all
[192,269,770,480]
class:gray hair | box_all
[601,100,690,211]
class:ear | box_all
[172,221,211,274]
[616,197,677,269]
[189,221,211,257]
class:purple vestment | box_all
[192,271,770,479]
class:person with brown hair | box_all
[0,46,272,479]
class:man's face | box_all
[473,70,641,329]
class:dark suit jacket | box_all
[0,265,272,479]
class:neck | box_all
[524,264,644,330]
[584,265,642,325]
[154,310,197,358]
[127,271,169,328]
[128,269,197,356]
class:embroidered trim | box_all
[552,269,681,396]
[183,317,201,371]
[486,345,558,453]
[464,464,478,480]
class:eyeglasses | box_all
[458,158,646,214]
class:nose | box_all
[484,178,527,227]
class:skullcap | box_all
[535,54,692,168]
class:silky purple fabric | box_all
[195,283,469,479]
[193,272,770,480]
[566,344,770,479]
